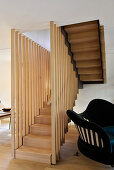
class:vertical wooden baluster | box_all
[34,43,37,116]
[15,31,19,149]
[11,29,15,157]
[57,27,61,156]
[46,50,48,101]
[50,21,56,164]
[29,40,32,126]
[61,33,64,143]
[41,46,43,108]
[36,44,39,115]
[48,52,51,100]
[19,34,22,147]
[32,41,34,124]
[26,38,29,134]
[38,46,41,109]
[22,35,26,136]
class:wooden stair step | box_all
[73,50,100,61]
[16,146,51,164]
[40,108,51,115]
[80,74,103,81]
[76,59,101,68]
[71,41,100,53]
[78,67,102,75]
[23,134,51,149]
[35,115,51,125]
[30,124,51,136]
[64,20,98,34]
[43,101,51,108]
[68,30,99,44]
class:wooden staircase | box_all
[62,20,105,84]
[16,102,52,164]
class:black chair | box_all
[67,99,114,167]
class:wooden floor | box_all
[0,121,112,170]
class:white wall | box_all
[0,49,11,107]
[74,28,114,113]
[24,29,50,50]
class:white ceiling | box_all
[0,0,114,50]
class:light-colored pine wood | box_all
[73,50,100,61]
[34,43,37,117]
[31,41,34,124]
[38,45,41,109]
[11,29,15,157]
[80,74,103,81]
[23,134,51,149]
[12,30,51,164]
[50,21,56,164]
[71,41,99,53]
[29,39,32,126]
[19,34,22,147]
[64,20,104,83]
[40,108,51,115]
[64,20,98,34]
[30,124,51,136]
[61,33,65,142]
[26,38,29,134]
[76,59,101,68]
[36,44,39,115]
[22,36,26,136]
[78,67,102,75]
[15,31,19,149]
[40,47,43,108]
[16,146,52,164]
[35,115,51,125]
[68,30,99,44]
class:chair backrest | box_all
[81,99,114,127]
[67,110,111,151]
[76,125,104,148]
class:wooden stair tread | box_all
[76,59,101,68]
[68,30,99,44]
[74,50,100,61]
[30,123,51,136]
[73,47,99,53]
[64,20,98,34]
[63,20,104,83]
[35,115,51,125]
[80,74,103,81]
[23,134,51,149]
[40,108,51,115]
[16,146,51,155]
[16,146,52,164]
[24,134,51,140]
[71,41,100,52]
[37,115,51,118]
[31,123,51,128]
[78,67,102,75]
[40,108,51,111]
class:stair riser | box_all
[35,117,51,125]
[30,126,51,136]
[23,137,51,149]
[40,110,51,115]
[16,151,51,164]
[43,102,51,108]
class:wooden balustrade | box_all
[11,30,50,156]
[50,22,78,164]
[11,23,78,164]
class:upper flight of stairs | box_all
[62,20,104,84]
[16,102,52,164]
